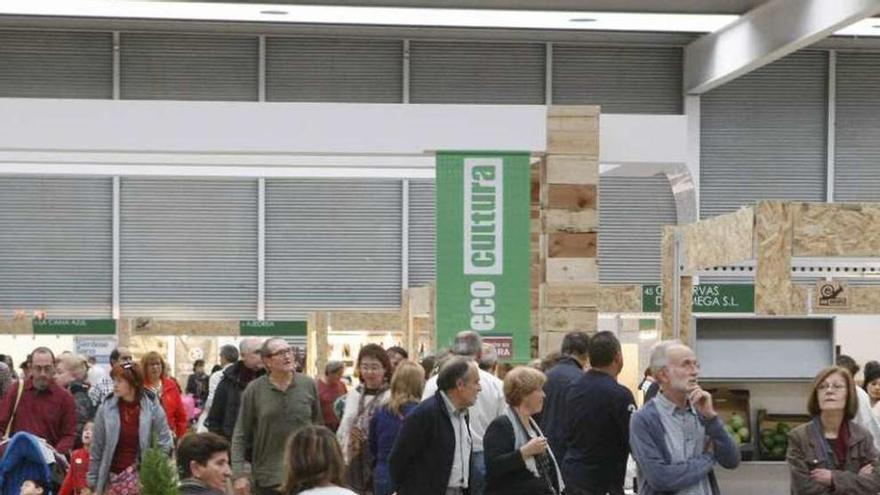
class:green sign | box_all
[239,320,307,336]
[642,284,755,313]
[435,151,531,362]
[32,319,116,335]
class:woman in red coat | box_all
[59,420,92,495]
[141,351,189,440]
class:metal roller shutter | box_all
[835,52,880,202]
[408,180,435,288]
[120,33,258,101]
[267,37,402,102]
[266,179,402,319]
[0,176,112,318]
[701,51,828,219]
[120,178,258,319]
[599,175,677,285]
[553,45,683,114]
[410,41,545,104]
[0,30,112,98]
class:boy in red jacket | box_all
[59,421,92,495]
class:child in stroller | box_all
[0,431,69,495]
[20,479,46,495]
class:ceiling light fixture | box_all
[569,18,597,23]
[832,18,880,37]
[260,10,288,15]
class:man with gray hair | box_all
[423,331,505,495]
[206,338,264,441]
[478,343,498,374]
[196,343,242,432]
[629,341,739,495]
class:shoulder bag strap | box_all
[4,380,25,440]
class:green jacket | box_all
[230,373,323,488]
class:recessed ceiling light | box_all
[260,10,288,15]
[569,18,597,23]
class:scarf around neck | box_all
[503,405,565,494]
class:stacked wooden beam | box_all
[538,106,600,356]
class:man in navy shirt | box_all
[562,331,636,495]
[540,331,590,464]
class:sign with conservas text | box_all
[642,284,755,313]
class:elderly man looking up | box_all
[629,341,740,495]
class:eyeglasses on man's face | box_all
[267,347,293,358]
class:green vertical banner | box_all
[436,151,531,362]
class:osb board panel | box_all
[548,105,600,118]
[546,155,598,185]
[679,276,693,344]
[681,207,754,272]
[0,319,32,335]
[548,232,597,258]
[544,209,598,233]
[542,283,599,308]
[598,285,641,313]
[326,311,402,331]
[810,286,880,314]
[542,308,598,332]
[546,185,597,210]
[793,203,880,257]
[755,201,797,316]
[546,257,599,283]
[660,226,675,337]
[128,319,239,336]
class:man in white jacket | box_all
[422,331,505,495]
[838,355,880,451]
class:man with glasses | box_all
[89,345,136,407]
[0,346,77,454]
[231,337,322,495]
[629,341,740,495]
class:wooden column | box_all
[538,106,600,357]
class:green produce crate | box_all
[708,388,753,461]
[756,410,810,461]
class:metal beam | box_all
[684,0,880,94]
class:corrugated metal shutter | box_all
[265,179,402,319]
[120,178,258,319]
[267,37,402,102]
[408,180,435,288]
[120,33,258,101]
[835,52,880,202]
[599,175,677,285]
[0,30,112,98]
[701,51,828,219]
[0,176,112,318]
[410,41,545,104]
[553,45,683,114]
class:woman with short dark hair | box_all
[282,425,355,495]
[87,363,174,495]
[787,366,880,494]
[483,366,564,495]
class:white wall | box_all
[834,315,880,381]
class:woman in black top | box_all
[484,366,565,495]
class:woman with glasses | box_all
[336,344,392,494]
[787,366,880,494]
[141,351,189,441]
[87,363,174,495]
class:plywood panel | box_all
[661,226,675,338]
[0,319,32,335]
[543,282,598,308]
[548,232,597,258]
[547,184,597,210]
[540,330,570,357]
[681,207,754,272]
[755,201,797,315]
[327,311,402,332]
[680,276,693,344]
[544,209,598,233]
[546,155,599,185]
[811,286,880,314]
[128,319,239,336]
[546,257,599,283]
[542,308,598,332]
[548,105,600,118]
[547,112,599,156]
[793,203,880,257]
[598,285,641,313]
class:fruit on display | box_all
[723,413,750,445]
[760,422,793,460]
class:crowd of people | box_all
[0,331,880,495]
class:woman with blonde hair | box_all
[787,366,880,494]
[368,361,425,495]
[281,425,355,495]
[483,366,564,495]
[141,351,189,440]
[55,353,96,447]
